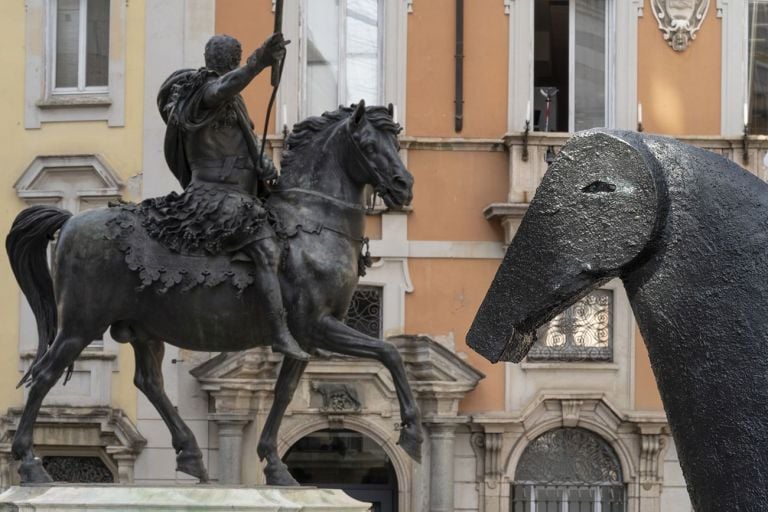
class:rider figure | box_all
[155,33,310,361]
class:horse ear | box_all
[351,100,366,130]
[387,103,394,118]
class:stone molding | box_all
[0,406,145,488]
[192,336,483,508]
[470,394,670,512]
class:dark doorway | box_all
[284,429,398,512]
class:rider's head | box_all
[205,35,242,74]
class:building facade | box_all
[1,0,767,511]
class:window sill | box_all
[520,361,620,371]
[37,94,112,109]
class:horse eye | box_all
[365,144,377,154]
[581,181,616,193]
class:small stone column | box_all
[214,416,249,484]
[428,421,458,512]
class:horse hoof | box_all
[397,425,424,464]
[264,460,300,486]
[19,458,53,484]
[176,452,209,483]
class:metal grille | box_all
[512,428,625,512]
[528,289,613,362]
[512,484,625,512]
[345,286,382,339]
[42,455,114,483]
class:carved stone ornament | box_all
[651,0,710,51]
[312,382,363,412]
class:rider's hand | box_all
[248,33,290,68]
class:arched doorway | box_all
[512,427,625,511]
[284,429,398,512]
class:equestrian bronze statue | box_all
[6,32,421,486]
[468,129,768,511]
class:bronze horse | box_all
[6,102,422,485]
[469,129,768,511]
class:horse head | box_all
[343,100,413,209]
[468,130,667,363]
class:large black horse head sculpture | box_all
[468,129,768,510]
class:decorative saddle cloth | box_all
[105,184,268,293]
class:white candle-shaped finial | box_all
[637,103,643,125]
[526,101,531,124]
[744,102,749,127]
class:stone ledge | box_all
[0,485,370,511]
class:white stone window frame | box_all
[14,155,124,407]
[25,0,127,128]
[723,0,756,135]
[506,279,638,412]
[276,0,409,135]
[506,0,642,133]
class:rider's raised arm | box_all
[203,33,288,109]
[203,61,263,108]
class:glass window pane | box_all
[749,2,768,134]
[306,0,339,116]
[345,0,380,105]
[85,0,110,87]
[56,0,81,89]
[573,0,606,131]
[528,289,613,362]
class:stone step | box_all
[0,485,371,511]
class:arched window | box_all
[284,429,398,512]
[512,428,625,511]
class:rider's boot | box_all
[242,242,310,362]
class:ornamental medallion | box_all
[651,0,710,51]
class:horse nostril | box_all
[393,176,409,191]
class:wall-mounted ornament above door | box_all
[651,0,710,51]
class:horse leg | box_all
[12,333,91,483]
[130,339,208,482]
[317,316,424,462]
[256,356,308,485]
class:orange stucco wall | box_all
[638,0,721,135]
[635,328,664,410]
[407,149,507,241]
[406,258,505,411]
[407,0,508,137]
[215,0,275,133]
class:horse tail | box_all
[6,205,73,388]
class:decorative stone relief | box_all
[651,0,710,51]
[638,425,669,489]
[311,382,362,412]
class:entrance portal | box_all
[284,429,398,512]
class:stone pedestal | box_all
[0,485,371,511]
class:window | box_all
[303,0,383,116]
[345,285,383,339]
[527,289,613,362]
[25,0,125,127]
[749,1,768,134]
[512,428,625,512]
[533,0,609,132]
[53,0,110,93]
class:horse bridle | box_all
[343,118,389,200]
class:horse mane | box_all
[280,105,401,175]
